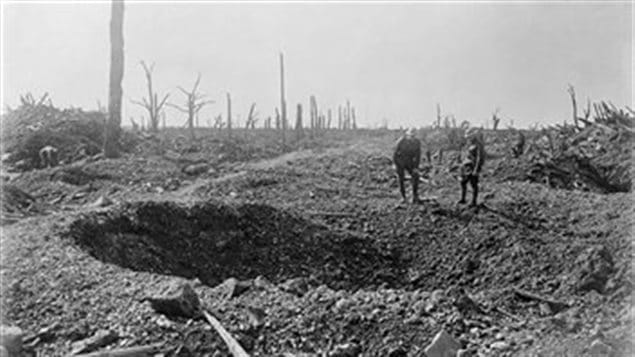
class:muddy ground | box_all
[1,129,633,356]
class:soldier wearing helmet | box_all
[393,127,422,204]
[459,127,485,206]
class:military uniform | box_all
[393,130,422,203]
[459,130,485,206]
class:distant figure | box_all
[458,128,485,207]
[393,128,422,204]
[39,145,59,168]
[512,130,525,158]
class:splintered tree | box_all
[245,103,258,129]
[103,0,124,158]
[568,84,591,129]
[168,73,214,139]
[492,107,501,130]
[131,61,170,132]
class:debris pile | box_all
[0,185,44,225]
[503,102,633,193]
[1,94,137,171]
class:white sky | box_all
[1,1,632,129]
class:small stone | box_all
[387,345,408,357]
[430,289,445,305]
[494,332,505,340]
[489,341,510,351]
[90,195,113,208]
[424,329,461,357]
[539,302,552,316]
[588,339,613,356]
[328,342,361,357]
[279,277,309,297]
[0,326,23,356]
[142,283,201,318]
[183,163,209,176]
[456,349,471,357]
[225,277,251,299]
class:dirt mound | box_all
[0,185,40,224]
[67,201,404,290]
[1,95,137,170]
[491,103,633,193]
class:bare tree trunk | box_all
[327,109,332,129]
[295,103,303,141]
[104,0,124,158]
[352,107,357,130]
[226,92,232,137]
[567,84,580,129]
[280,53,286,148]
[436,103,441,128]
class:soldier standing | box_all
[458,128,485,207]
[393,128,422,204]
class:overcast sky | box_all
[1,1,632,129]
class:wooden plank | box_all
[203,310,250,357]
[71,343,164,357]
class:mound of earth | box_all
[1,97,138,170]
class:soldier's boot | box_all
[469,177,479,207]
[411,171,421,204]
[458,180,467,204]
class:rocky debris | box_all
[386,345,408,357]
[243,306,266,328]
[70,329,119,355]
[141,283,201,319]
[0,185,46,225]
[587,339,613,356]
[499,101,633,193]
[0,326,24,357]
[183,163,210,176]
[489,340,510,351]
[223,277,252,299]
[574,245,615,294]
[89,195,113,208]
[3,130,633,356]
[424,329,462,357]
[279,277,310,297]
[1,95,137,171]
[328,342,361,357]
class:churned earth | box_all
[1,130,632,356]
